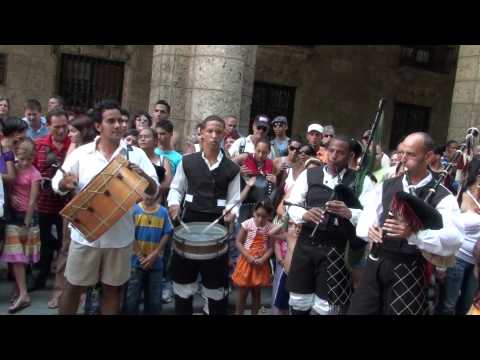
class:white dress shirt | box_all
[356,173,464,257]
[52,137,159,249]
[286,166,375,226]
[167,150,241,217]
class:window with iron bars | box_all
[58,53,125,113]
[399,45,455,74]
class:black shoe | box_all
[27,276,47,292]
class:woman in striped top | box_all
[232,201,275,315]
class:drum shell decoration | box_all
[60,155,149,242]
[173,222,229,260]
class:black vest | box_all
[378,175,451,257]
[182,151,240,216]
[299,166,358,246]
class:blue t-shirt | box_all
[271,138,290,158]
[132,204,174,270]
[154,148,182,175]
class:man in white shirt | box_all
[168,115,241,315]
[285,135,374,315]
[349,132,463,315]
[52,100,159,315]
[229,115,271,161]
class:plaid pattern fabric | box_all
[326,247,352,306]
[33,135,71,214]
[390,260,427,315]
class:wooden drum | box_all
[60,155,149,242]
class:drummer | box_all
[168,115,241,315]
[51,99,159,315]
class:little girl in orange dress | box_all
[232,201,274,315]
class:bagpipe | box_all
[369,127,480,267]
[284,181,365,250]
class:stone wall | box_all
[448,45,480,142]
[0,45,153,117]
[0,45,56,116]
[150,45,257,140]
[255,45,458,149]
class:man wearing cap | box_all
[229,115,272,161]
[306,124,324,154]
[271,116,290,159]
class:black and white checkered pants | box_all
[348,256,428,315]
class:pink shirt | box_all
[9,165,42,212]
[241,218,273,251]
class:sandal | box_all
[8,298,31,314]
[9,292,19,305]
[48,298,59,309]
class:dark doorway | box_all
[389,102,431,150]
[250,81,296,136]
[58,53,125,113]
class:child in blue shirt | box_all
[123,194,173,314]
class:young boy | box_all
[123,193,173,314]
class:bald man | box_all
[349,132,464,315]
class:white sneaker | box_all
[162,289,172,303]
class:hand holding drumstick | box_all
[59,171,78,193]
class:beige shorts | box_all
[64,241,132,287]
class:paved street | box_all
[0,265,273,316]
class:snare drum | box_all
[173,222,229,260]
[60,155,149,242]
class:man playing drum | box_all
[52,100,159,315]
[168,115,241,315]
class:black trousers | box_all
[37,212,63,279]
[348,256,428,315]
[171,252,230,315]
[286,238,352,309]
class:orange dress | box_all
[232,222,272,288]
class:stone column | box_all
[448,45,480,141]
[150,45,257,143]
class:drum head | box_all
[174,222,227,246]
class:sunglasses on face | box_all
[289,145,301,152]
[256,126,268,132]
[273,123,284,128]
[323,134,334,138]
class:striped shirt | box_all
[241,218,273,251]
[132,203,173,270]
[33,134,71,213]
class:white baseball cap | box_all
[307,124,324,134]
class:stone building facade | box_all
[0,44,470,150]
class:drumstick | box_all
[51,162,67,176]
[202,198,243,234]
[179,219,191,233]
